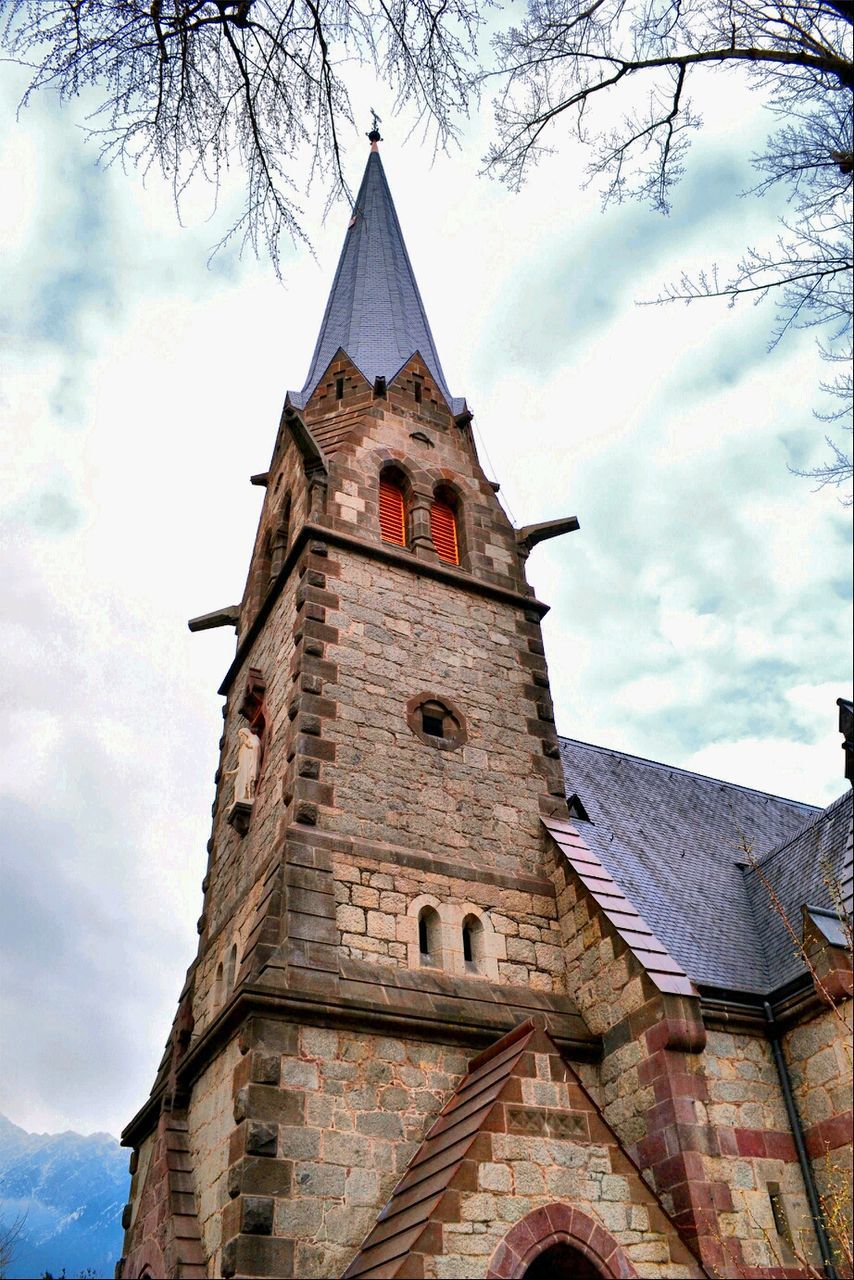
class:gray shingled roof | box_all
[743,791,853,990]
[559,737,853,994]
[289,148,464,413]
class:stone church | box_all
[118,135,853,1280]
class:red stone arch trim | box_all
[486,1204,639,1280]
[124,1235,167,1279]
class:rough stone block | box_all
[241,1195,274,1235]
[245,1122,278,1157]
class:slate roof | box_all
[289,146,464,414]
[558,737,853,994]
[743,790,853,990]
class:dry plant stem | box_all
[747,848,852,1035]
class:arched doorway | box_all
[524,1242,603,1279]
[486,1204,639,1280]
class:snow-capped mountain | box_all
[0,1112,128,1279]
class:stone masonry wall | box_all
[783,1004,853,1268]
[240,418,311,631]
[333,850,565,991]
[207,574,298,938]
[186,1035,243,1276]
[221,1018,470,1280]
[394,1028,704,1280]
[548,841,821,1277]
[702,1030,818,1274]
[321,550,559,874]
[303,353,525,596]
[190,566,300,1034]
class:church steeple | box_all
[289,137,464,413]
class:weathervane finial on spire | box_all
[367,109,382,150]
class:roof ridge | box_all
[558,734,822,811]
[750,789,853,872]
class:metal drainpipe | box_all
[763,1001,839,1279]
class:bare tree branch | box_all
[1,0,484,273]
[485,0,853,498]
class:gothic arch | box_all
[486,1204,639,1280]
[371,446,434,497]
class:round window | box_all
[406,692,468,751]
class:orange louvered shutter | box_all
[430,500,459,565]
[379,479,406,546]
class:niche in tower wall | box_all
[227,668,268,836]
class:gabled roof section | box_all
[343,1017,708,1280]
[343,1022,535,1279]
[742,790,853,990]
[289,145,464,413]
[558,736,834,993]
[542,814,697,1000]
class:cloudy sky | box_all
[1,43,851,1142]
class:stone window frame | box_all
[407,894,444,969]
[370,445,477,573]
[268,488,292,581]
[431,478,467,569]
[486,1204,639,1279]
[406,690,468,752]
[225,943,238,993]
[378,461,414,548]
[444,902,501,981]
[404,897,502,980]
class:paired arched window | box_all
[379,474,407,546]
[430,489,459,565]
[379,473,461,566]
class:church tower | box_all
[118,132,594,1277]
[116,137,762,1280]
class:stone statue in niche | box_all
[228,726,262,805]
[227,668,267,836]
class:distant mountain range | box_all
[0,1112,127,1279]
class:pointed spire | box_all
[290,135,463,413]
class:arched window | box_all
[430,489,459,565]
[214,961,224,1007]
[225,944,238,993]
[417,907,441,966]
[462,914,484,969]
[379,474,406,546]
[269,493,291,581]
